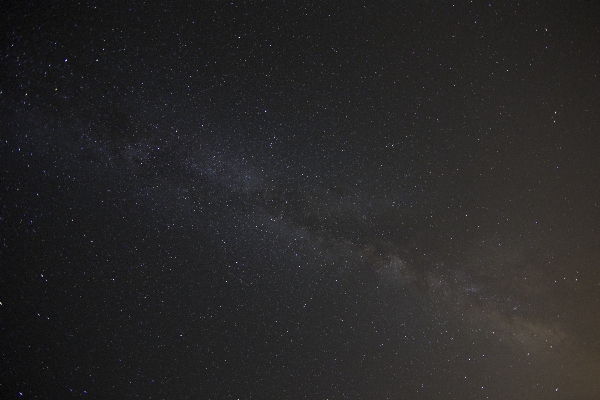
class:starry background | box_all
[1,1,600,399]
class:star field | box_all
[1,1,600,399]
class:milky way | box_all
[2,1,600,399]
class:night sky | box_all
[2,1,600,399]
